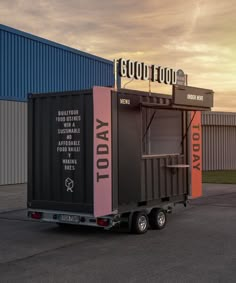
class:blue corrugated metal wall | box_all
[0,24,114,101]
[0,24,114,185]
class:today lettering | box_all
[96,119,110,182]
[192,123,201,171]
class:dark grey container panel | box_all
[117,93,142,206]
[116,90,189,212]
[141,155,187,202]
[28,91,94,213]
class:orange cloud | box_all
[0,0,236,111]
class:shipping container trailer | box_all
[28,86,213,234]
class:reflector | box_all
[31,212,42,220]
[96,218,110,227]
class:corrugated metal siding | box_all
[202,112,236,170]
[0,101,27,185]
[202,111,236,126]
[0,24,114,101]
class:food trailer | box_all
[27,84,213,234]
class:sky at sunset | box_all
[0,0,236,111]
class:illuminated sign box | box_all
[117,58,185,86]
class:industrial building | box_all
[0,24,235,186]
[202,111,236,171]
[0,24,114,185]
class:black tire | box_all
[131,211,149,234]
[149,208,167,230]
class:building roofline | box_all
[0,23,112,65]
[204,111,236,115]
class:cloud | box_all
[0,0,236,111]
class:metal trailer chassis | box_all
[28,200,187,234]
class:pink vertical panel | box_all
[93,87,112,217]
[190,111,202,198]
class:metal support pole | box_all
[113,59,118,91]
[149,66,151,96]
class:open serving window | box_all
[141,84,213,157]
[142,108,183,156]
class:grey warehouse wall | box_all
[0,101,27,185]
[202,112,236,171]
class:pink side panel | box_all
[93,86,112,217]
[190,111,202,198]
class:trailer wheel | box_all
[149,208,167,230]
[131,212,149,234]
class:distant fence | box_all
[202,112,236,171]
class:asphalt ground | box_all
[0,183,235,283]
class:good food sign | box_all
[117,58,185,86]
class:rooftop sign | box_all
[117,58,185,86]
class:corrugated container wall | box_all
[202,112,236,171]
[0,24,114,185]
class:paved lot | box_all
[0,184,235,283]
[0,184,26,212]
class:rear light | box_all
[96,218,110,227]
[31,212,42,220]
